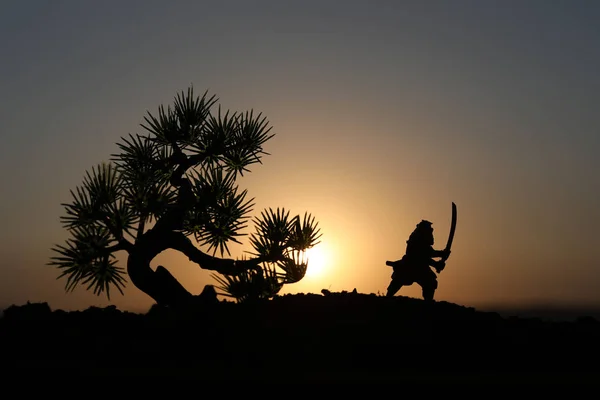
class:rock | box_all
[3,301,52,322]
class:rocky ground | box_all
[2,291,599,384]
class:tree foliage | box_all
[49,87,321,304]
[212,209,322,302]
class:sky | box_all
[1,0,599,314]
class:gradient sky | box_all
[1,0,599,313]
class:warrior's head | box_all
[407,220,434,246]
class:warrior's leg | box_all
[386,279,403,297]
[422,283,437,302]
[418,269,438,302]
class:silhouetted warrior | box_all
[386,220,450,301]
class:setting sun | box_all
[305,244,329,278]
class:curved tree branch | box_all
[136,216,146,240]
[106,239,133,254]
[165,231,265,275]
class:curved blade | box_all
[443,202,457,261]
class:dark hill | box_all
[2,291,599,384]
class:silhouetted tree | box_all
[49,87,321,307]
[211,209,321,302]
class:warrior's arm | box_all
[429,249,450,272]
[430,259,446,272]
[431,248,446,258]
[429,258,441,267]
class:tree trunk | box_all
[126,229,263,307]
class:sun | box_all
[305,244,329,278]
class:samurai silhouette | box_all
[385,203,456,301]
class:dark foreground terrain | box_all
[2,291,599,384]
